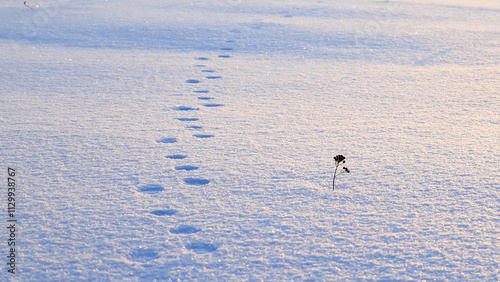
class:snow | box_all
[1,0,499,280]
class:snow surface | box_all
[1,0,499,280]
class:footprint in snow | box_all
[203,103,224,107]
[177,117,199,121]
[166,154,187,159]
[186,79,200,84]
[150,209,178,216]
[173,106,198,111]
[184,178,210,185]
[220,47,233,51]
[170,225,201,234]
[195,57,209,61]
[175,165,199,171]
[128,247,160,263]
[193,90,209,93]
[218,55,231,58]
[138,184,165,194]
[186,125,202,129]
[206,76,222,79]
[157,137,177,144]
[201,70,216,73]
[193,134,214,138]
[185,242,218,253]
[198,97,213,100]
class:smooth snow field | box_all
[1,0,499,280]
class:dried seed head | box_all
[334,155,346,163]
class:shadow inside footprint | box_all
[185,242,218,253]
[186,79,200,84]
[184,178,210,185]
[128,247,160,263]
[198,97,213,100]
[151,209,178,216]
[177,118,199,121]
[170,225,201,234]
[139,184,165,194]
[166,154,187,159]
[218,55,231,58]
[193,90,209,93]
[157,137,177,143]
[186,125,202,129]
[206,76,222,79]
[175,165,199,171]
[196,57,209,60]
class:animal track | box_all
[150,209,178,216]
[193,134,214,138]
[128,247,160,263]
[170,225,201,234]
[175,165,199,171]
[203,103,224,107]
[183,178,210,185]
[157,137,177,143]
[138,184,165,194]
[173,106,198,111]
[139,47,233,251]
[185,242,218,253]
[166,154,187,159]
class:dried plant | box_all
[332,155,350,191]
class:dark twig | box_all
[332,155,350,191]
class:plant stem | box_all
[332,163,339,191]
